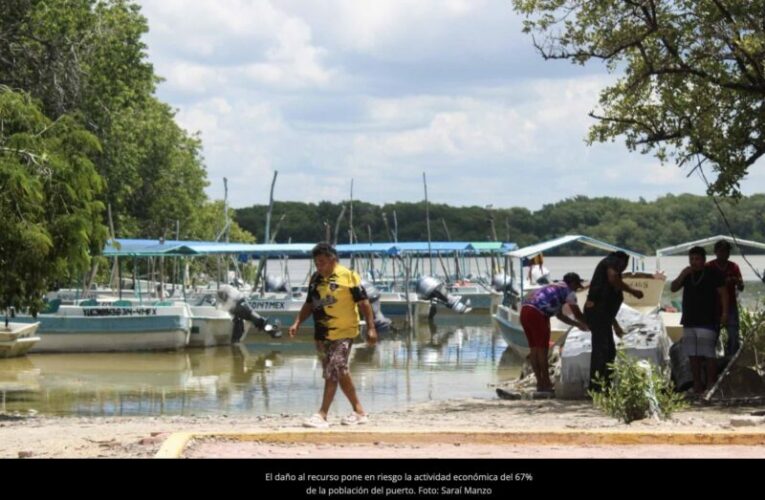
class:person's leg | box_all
[689,356,704,394]
[319,379,339,417]
[588,315,611,392]
[704,356,718,391]
[520,306,544,389]
[324,338,364,415]
[338,372,365,415]
[528,347,542,389]
[537,346,553,391]
[683,328,704,394]
[604,326,617,385]
[726,308,740,356]
[316,340,339,419]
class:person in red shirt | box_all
[706,240,744,356]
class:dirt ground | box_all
[1,398,764,458]
[183,441,765,458]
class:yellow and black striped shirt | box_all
[306,264,367,341]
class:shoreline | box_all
[2,398,764,458]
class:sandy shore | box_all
[1,398,764,458]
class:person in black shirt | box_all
[671,246,728,395]
[584,251,644,391]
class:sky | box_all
[136,0,764,210]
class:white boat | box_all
[0,322,41,358]
[377,291,432,319]
[445,282,503,313]
[654,234,765,344]
[186,305,236,348]
[14,301,191,353]
[246,292,308,326]
[493,235,662,356]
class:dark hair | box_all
[563,272,583,287]
[611,250,629,262]
[688,246,706,258]
[714,239,732,252]
[312,242,337,258]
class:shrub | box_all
[590,351,688,424]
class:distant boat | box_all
[14,301,190,353]
[492,235,661,355]
[0,322,41,358]
[654,234,765,344]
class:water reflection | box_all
[0,319,521,417]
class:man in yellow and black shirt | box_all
[289,242,377,428]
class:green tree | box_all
[0,1,219,240]
[0,88,107,315]
[513,0,765,197]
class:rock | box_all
[496,388,522,400]
[729,416,765,427]
[138,436,164,445]
[18,451,33,458]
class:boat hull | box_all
[0,322,41,358]
[15,305,190,353]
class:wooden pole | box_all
[441,217,451,241]
[423,172,433,276]
[254,171,278,292]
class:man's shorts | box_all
[318,338,354,381]
[682,327,718,358]
[520,305,551,349]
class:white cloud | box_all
[134,0,762,212]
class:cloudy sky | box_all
[136,0,763,210]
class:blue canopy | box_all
[104,239,314,257]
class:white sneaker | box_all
[341,412,369,426]
[303,413,330,428]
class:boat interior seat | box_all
[42,298,62,314]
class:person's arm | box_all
[289,302,313,338]
[357,299,378,345]
[671,267,691,293]
[555,306,588,331]
[735,266,745,292]
[607,267,644,299]
[613,319,625,338]
[718,286,729,327]
[568,304,589,331]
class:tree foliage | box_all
[512,0,765,197]
[0,88,107,314]
[0,1,252,303]
[0,0,230,241]
[235,193,765,254]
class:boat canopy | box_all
[503,235,647,297]
[104,239,519,258]
[104,239,314,258]
[655,235,765,268]
[506,235,646,263]
[333,241,517,256]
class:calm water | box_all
[0,316,521,417]
[3,256,764,417]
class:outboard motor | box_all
[492,273,513,293]
[360,279,392,332]
[216,285,281,342]
[416,276,472,314]
[493,273,521,308]
[264,274,289,293]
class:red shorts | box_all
[520,305,551,349]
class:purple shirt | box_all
[523,283,578,318]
